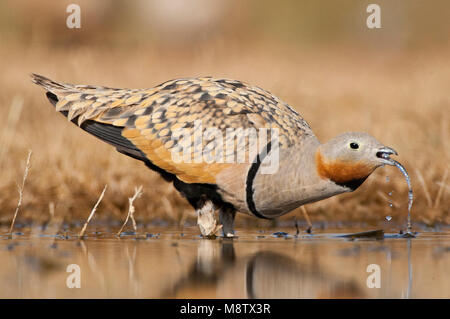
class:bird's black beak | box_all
[376,146,398,165]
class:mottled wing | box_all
[32,74,314,184]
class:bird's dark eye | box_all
[350,142,359,149]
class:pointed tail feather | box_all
[30,73,74,93]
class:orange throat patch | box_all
[315,149,375,184]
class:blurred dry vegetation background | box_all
[0,0,448,229]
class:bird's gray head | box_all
[315,132,397,188]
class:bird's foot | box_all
[219,206,236,238]
[197,200,222,238]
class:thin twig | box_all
[117,186,143,236]
[79,185,107,238]
[9,150,32,234]
[436,181,449,192]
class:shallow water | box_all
[1,227,450,298]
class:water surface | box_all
[1,227,449,298]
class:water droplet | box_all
[385,216,392,221]
[389,203,393,208]
[388,191,393,196]
[386,176,390,182]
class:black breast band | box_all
[245,142,272,219]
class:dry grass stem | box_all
[43,202,64,236]
[9,150,32,234]
[161,196,174,220]
[79,185,108,238]
[0,96,24,164]
[117,186,143,236]
[48,201,55,219]
[415,169,433,207]
[434,169,448,208]
[301,206,312,233]
[436,182,449,192]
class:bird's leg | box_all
[219,206,236,238]
[196,198,222,238]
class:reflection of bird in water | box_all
[161,240,235,298]
[161,240,364,299]
[32,74,398,237]
[246,252,364,299]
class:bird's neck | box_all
[252,138,348,217]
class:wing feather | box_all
[32,74,314,184]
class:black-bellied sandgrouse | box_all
[31,74,398,237]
